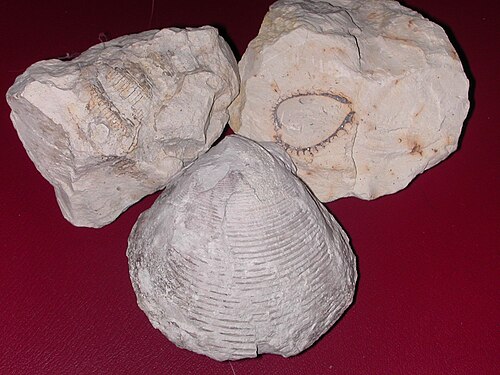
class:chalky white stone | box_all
[229,0,469,201]
[7,27,239,227]
[127,135,357,361]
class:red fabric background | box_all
[1,0,498,374]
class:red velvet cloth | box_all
[1,0,497,373]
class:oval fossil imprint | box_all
[230,0,469,202]
[273,92,355,156]
[127,135,357,361]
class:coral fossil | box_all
[7,27,239,227]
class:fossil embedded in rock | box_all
[273,92,355,155]
[7,27,239,227]
[127,135,357,361]
[229,0,470,202]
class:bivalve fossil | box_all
[127,135,357,361]
[7,26,239,227]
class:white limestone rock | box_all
[127,135,357,361]
[7,27,239,227]
[229,0,469,201]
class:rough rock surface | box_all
[127,135,357,361]
[229,0,469,202]
[7,27,239,227]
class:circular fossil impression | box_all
[127,135,357,361]
[273,92,354,156]
[229,0,470,202]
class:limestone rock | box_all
[229,0,469,201]
[127,135,357,361]
[7,27,239,227]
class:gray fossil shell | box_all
[127,135,357,361]
[7,27,239,227]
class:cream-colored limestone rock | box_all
[7,27,239,227]
[127,135,357,361]
[229,0,469,201]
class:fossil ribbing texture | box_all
[127,135,357,361]
[7,27,239,227]
[229,0,469,202]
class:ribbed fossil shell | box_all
[7,27,239,227]
[127,135,357,361]
[229,0,469,202]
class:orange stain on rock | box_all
[414,105,425,118]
